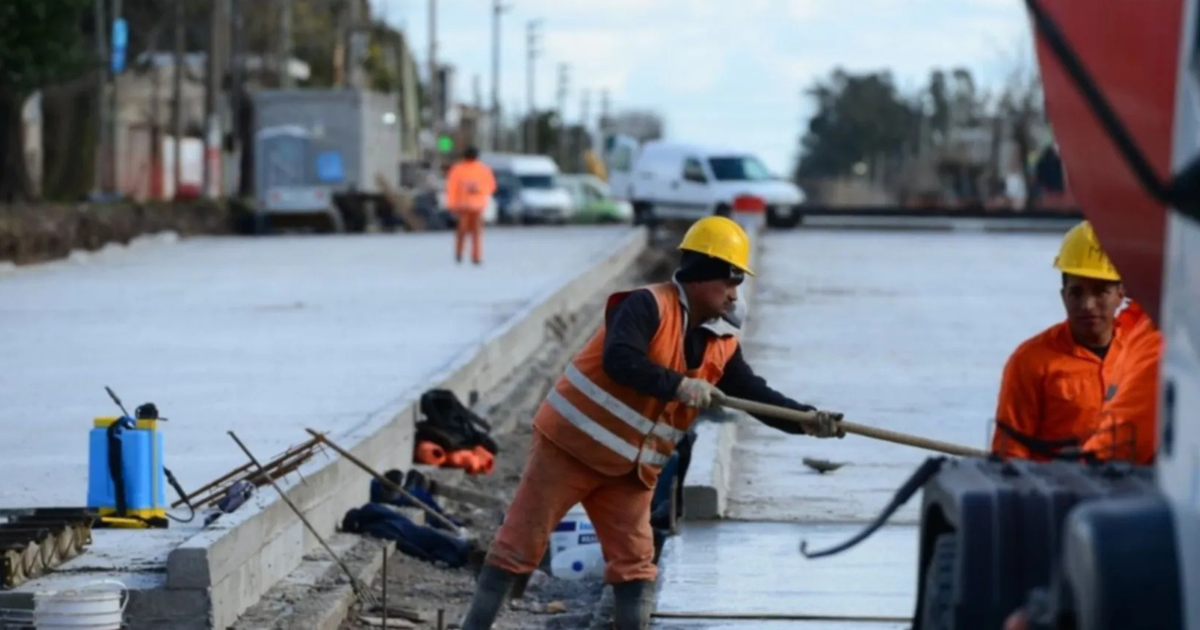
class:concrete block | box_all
[159,228,648,628]
[681,420,738,519]
[681,231,767,520]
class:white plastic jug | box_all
[549,503,597,558]
[33,579,126,629]
[550,543,605,580]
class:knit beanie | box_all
[675,251,745,284]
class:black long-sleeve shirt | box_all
[601,288,815,434]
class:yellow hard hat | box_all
[1054,221,1120,281]
[678,216,754,276]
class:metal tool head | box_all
[802,457,847,474]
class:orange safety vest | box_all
[533,282,740,488]
[445,160,496,214]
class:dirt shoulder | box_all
[337,240,678,630]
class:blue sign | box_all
[111,18,128,73]
[315,151,345,182]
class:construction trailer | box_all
[248,89,403,233]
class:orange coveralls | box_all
[991,302,1162,463]
[487,283,738,584]
[444,160,496,263]
[1082,302,1163,464]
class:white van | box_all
[480,153,574,224]
[610,140,806,226]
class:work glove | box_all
[806,410,846,439]
[675,378,723,409]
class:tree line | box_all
[793,64,1044,204]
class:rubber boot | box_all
[612,580,655,630]
[460,564,521,630]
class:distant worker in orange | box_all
[990,221,1162,463]
[444,146,496,265]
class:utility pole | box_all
[277,0,292,87]
[429,0,441,173]
[525,19,541,154]
[171,0,184,199]
[203,0,227,198]
[599,88,610,137]
[93,0,108,196]
[555,63,568,167]
[108,0,123,194]
[491,0,511,151]
[580,88,590,154]
[231,0,249,196]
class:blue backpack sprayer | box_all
[86,387,195,529]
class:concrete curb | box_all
[162,228,649,629]
[680,219,766,520]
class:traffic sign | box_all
[111,18,128,73]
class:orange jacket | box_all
[1082,302,1163,464]
[991,321,1129,460]
[991,304,1161,462]
[444,160,496,214]
[533,283,740,488]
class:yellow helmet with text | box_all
[1054,221,1120,281]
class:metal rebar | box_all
[381,543,388,628]
[227,431,376,606]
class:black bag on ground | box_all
[417,389,499,454]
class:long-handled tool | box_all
[228,431,379,608]
[718,396,989,458]
[304,428,465,536]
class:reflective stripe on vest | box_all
[544,364,684,468]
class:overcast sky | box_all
[379,0,1034,174]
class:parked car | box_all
[480,153,574,224]
[558,174,634,224]
[607,140,805,227]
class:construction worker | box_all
[990,220,1162,463]
[461,216,846,630]
[444,146,496,265]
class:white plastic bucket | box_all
[550,543,605,580]
[33,579,126,629]
[549,504,597,559]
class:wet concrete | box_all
[654,521,916,627]
[654,227,1073,626]
[731,229,1065,523]
[654,620,906,629]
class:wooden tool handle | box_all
[719,396,990,458]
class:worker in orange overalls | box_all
[444,146,496,265]
[990,220,1162,463]
[460,216,847,630]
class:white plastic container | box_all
[550,544,605,580]
[549,504,598,559]
[33,579,126,629]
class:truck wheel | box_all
[714,204,731,217]
[766,205,801,229]
[921,533,958,630]
[632,202,654,226]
